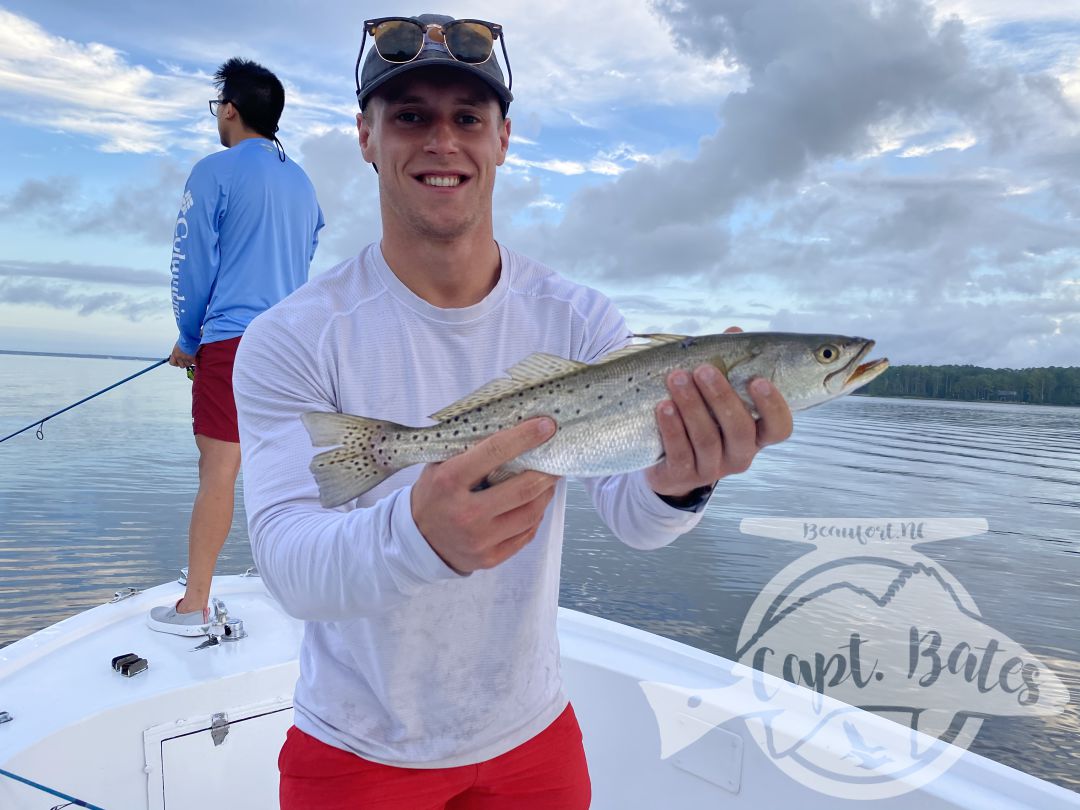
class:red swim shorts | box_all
[279,703,591,810]
[191,336,242,443]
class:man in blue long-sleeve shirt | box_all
[150,58,324,635]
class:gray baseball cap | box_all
[355,14,513,113]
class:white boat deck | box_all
[0,575,1076,809]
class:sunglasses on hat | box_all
[364,17,504,62]
[359,16,512,83]
[355,15,514,112]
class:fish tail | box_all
[301,412,405,507]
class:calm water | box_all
[1,354,1078,793]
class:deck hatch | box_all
[143,697,293,809]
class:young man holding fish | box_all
[233,14,794,809]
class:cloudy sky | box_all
[0,0,1077,368]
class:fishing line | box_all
[0,766,105,809]
[0,358,169,445]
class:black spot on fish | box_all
[680,337,697,349]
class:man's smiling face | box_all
[358,69,511,244]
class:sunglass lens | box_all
[445,22,494,63]
[372,20,424,62]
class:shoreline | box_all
[5,350,1076,408]
[849,392,1077,407]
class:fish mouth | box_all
[841,340,889,389]
[825,340,889,391]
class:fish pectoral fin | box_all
[429,353,587,421]
[485,466,518,487]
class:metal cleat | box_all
[109,587,140,604]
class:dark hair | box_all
[214,58,285,139]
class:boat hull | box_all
[0,576,1075,808]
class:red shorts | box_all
[191,336,242,443]
[279,704,591,810]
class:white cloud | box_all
[1002,179,1052,197]
[528,196,563,211]
[930,0,1080,29]
[1060,58,1080,107]
[492,0,745,122]
[0,9,203,153]
[505,143,656,178]
[899,132,978,158]
[505,155,587,176]
[0,8,350,156]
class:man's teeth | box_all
[423,175,461,187]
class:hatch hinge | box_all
[210,712,229,746]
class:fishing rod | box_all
[0,357,169,444]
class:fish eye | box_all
[815,344,841,364]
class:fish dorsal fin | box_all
[506,352,587,381]
[633,333,690,343]
[428,353,588,421]
[594,333,689,365]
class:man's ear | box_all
[357,112,374,162]
[357,112,380,173]
[496,116,511,167]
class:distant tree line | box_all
[857,365,1080,406]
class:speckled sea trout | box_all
[302,332,888,508]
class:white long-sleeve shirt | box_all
[234,242,705,767]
